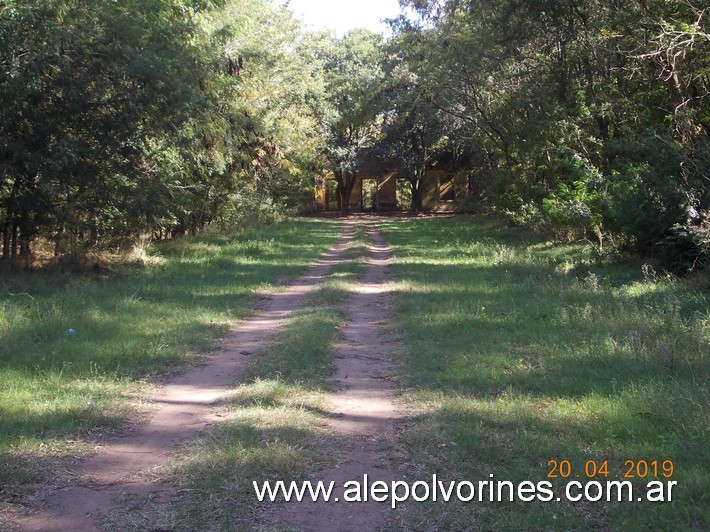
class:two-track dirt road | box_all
[10,220,403,532]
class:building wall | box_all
[421,171,443,210]
[377,173,397,211]
[316,169,471,212]
[315,183,326,211]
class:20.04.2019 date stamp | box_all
[547,459,675,480]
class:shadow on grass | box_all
[102,416,356,531]
[380,215,709,530]
[0,219,343,463]
[102,254,372,531]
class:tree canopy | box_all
[392,0,709,272]
[1,0,707,272]
[1,0,329,262]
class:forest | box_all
[1,0,708,273]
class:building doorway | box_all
[396,178,413,210]
[362,179,377,211]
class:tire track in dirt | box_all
[9,224,357,532]
[257,222,405,531]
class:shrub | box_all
[655,221,709,275]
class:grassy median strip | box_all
[305,224,372,307]
[0,218,342,505]
[103,225,372,530]
[381,216,708,530]
[103,307,347,531]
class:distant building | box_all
[315,153,475,212]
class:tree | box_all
[377,52,458,212]
[0,0,212,260]
[0,0,332,263]
[395,0,708,270]
[317,30,387,214]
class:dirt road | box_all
[10,221,403,532]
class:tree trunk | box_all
[54,225,64,256]
[11,222,18,258]
[339,186,352,214]
[1,225,9,260]
[334,169,355,215]
[410,179,423,213]
[19,231,32,266]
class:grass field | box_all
[381,216,708,530]
[2,215,708,531]
[0,218,342,503]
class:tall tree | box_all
[0,0,332,262]
[377,51,459,211]
[318,30,386,213]
[0,0,212,260]
[396,0,709,270]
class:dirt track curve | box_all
[10,221,403,532]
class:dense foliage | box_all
[2,0,708,272]
[0,0,327,264]
[392,0,709,272]
[318,29,387,213]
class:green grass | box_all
[380,215,708,531]
[0,218,342,502]
[8,215,705,530]
[101,224,373,531]
[103,308,347,531]
[304,224,371,306]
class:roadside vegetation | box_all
[381,215,708,530]
[388,0,708,274]
[0,218,341,509]
[4,1,707,272]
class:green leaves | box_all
[0,0,334,260]
[393,0,708,272]
[314,29,388,212]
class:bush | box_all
[217,188,287,229]
[541,180,603,243]
[655,222,709,275]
